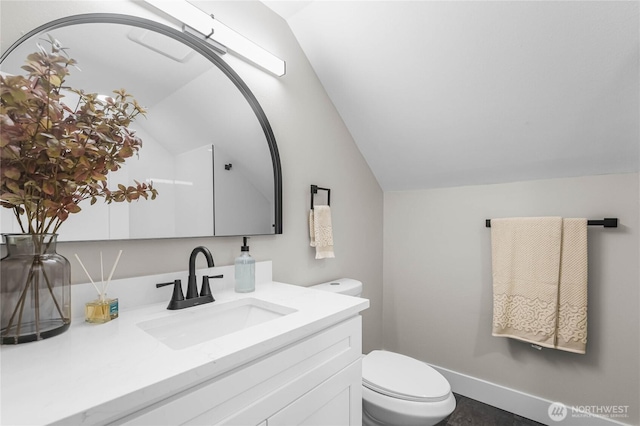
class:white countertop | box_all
[0,264,369,425]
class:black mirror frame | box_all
[0,13,283,236]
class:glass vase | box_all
[1,234,71,344]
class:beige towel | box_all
[491,217,588,353]
[556,218,588,353]
[309,205,335,259]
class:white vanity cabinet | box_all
[1,276,369,426]
[115,316,363,426]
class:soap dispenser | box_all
[235,237,255,293]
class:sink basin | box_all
[137,298,297,350]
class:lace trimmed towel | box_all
[491,217,588,354]
[309,205,335,259]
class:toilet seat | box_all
[363,350,451,403]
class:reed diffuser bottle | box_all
[85,295,119,324]
[76,251,122,324]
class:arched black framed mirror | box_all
[0,13,282,240]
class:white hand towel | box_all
[309,205,335,259]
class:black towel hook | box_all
[311,185,331,210]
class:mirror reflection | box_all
[1,17,280,240]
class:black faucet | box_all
[187,246,215,299]
[156,246,222,310]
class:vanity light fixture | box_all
[147,178,193,186]
[143,0,286,76]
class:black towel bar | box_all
[485,218,618,228]
[310,185,330,210]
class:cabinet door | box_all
[268,359,362,426]
[115,317,362,426]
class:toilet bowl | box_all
[362,350,456,426]
[309,279,456,426]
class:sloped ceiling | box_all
[264,1,639,191]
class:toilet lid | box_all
[362,350,451,403]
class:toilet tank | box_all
[309,278,363,297]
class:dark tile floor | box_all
[436,394,547,426]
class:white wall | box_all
[383,173,639,424]
[0,1,384,353]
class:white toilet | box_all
[310,278,456,426]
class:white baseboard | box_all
[430,365,632,426]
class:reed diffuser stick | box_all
[100,252,105,296]
[104,250,123,296]
[74,253,101,297]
